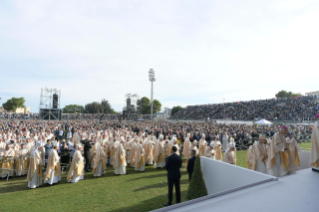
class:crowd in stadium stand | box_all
[171,96,319,121]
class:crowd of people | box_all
[0,112,39,120]
[0,119,317,201]
[171,96,319,122]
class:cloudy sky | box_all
[0,0,318,113]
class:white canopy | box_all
[254,119,273,125]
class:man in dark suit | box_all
[187,150,196,181]
[163,146,182,206]
[80,136,92,173]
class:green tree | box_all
[137,97,162,114]
[2,97,25,111]
[137,97,151,114]
[84,99,117,114]
[84,102,103,113]
[62,104,85,113]
[186,155,208,200]
[171,106,184,116]
[152,99,162,113]
[275,90,302,98]
[101,99,117,114]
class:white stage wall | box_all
[298,150,311,171]
[200,157,276,195]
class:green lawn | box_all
[0,144,309,212]
[299,142,311,151]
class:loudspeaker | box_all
[53,94,58,109]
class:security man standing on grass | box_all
[164,146,182,207]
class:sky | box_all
[0,0,318,113]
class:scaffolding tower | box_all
[39,87,61,120]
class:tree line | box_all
[0,90,304,114]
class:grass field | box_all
[0,143,310,212]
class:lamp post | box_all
[149,69,156,121]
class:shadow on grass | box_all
[0,164,172,194]
[133,179,188,192]
[111,190,188,212]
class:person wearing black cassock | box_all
[80,136,92,173]
[163,146,182,207]
[187,150,196,181]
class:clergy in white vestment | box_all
[114,139,127,175]
[1,145,15,178]
[171,137,180,155]
[67,144,85,183]
[0,138,6,150]
[252,134,267,174]
[286,135,301,175]
[154,135,165,168]
[182,135,191,167]
[144,136,154,165]
[205,142,216,159]
[27,141,44,189]
[213,137,223,161]
[93,144,107,177]
[44,142,61,185]
[267,126,290,177]
[246,145,254,170]
[198,134,207,156]
[310,114,319,169]
[222,132,229,151]
[223,142,236,165]
[130,139,138,167]
[16,144,29,176]
[190,140,198,155]
[135,140,145,171]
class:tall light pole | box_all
[149,69,155,121]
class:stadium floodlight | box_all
[149,69,155,120]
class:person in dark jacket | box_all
[60,142,70,164]
[163,146,182,207]
[187,150,196,181]
[80,136,92,173]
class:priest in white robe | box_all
[222,132,229,151]
[114,139,127,175]
[213,137,223,161]
[252,134,267,174]
[93,144,107,177]
[144,136,154,165]
[198,134,207,156]
[44,142,61,185]
[135,140,145,171]
[267,126,290,177]
[130,139,138,168]
[154,135,165,168]
[16,143,29,176]
[182,135,191,167]
[27,141,44,189]
[67,144,85,183]
[286,135,301,175]
[223,142,236,165]
[205,142,216,159]
[310,114,319,169]
[246,145,254,170]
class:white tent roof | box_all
[254,119,273,125]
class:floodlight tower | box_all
[149,69,156,120]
